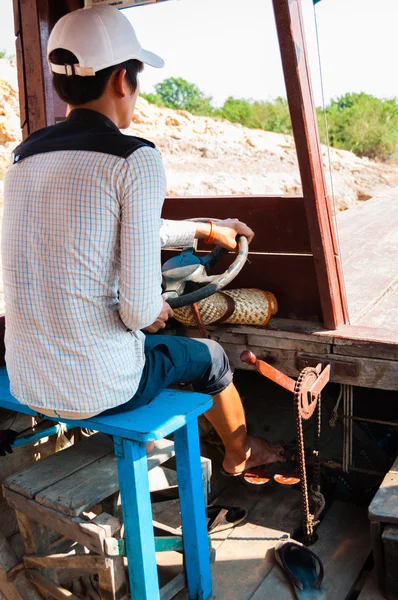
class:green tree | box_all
[249,98,292,133]
[153,77,214,115]
[220,96,292,133]
[141,78,398,161]
[140,92,163,105]
[220,97,252,125]
[324,92,398,160]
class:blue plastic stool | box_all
[0,367,213,600]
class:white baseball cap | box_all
[48,5,164,77]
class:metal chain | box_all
[311,392,325,522]
[294,368,314,544]
[294,367,325,545]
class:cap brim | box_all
[139,48,164,69]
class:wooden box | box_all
[369,456,398,597]
[383,526,398,599]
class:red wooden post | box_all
[272,0,349,330]
[13,0,52,136]
[12,0,81,136]
[13,0,28,138]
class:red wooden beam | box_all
[272,0,349,330]
[13,0,82,136]
[13,0,28,137]
[14,0,52,135]
[37,0,54,127]
[163,196,311,253]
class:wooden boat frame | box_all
[3,0,398,389]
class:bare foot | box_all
[222,435,286,475]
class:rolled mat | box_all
[173,288,278,327]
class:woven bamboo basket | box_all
[173,288,278,327]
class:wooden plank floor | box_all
[337,188,398,331]
[252,501,370,600]
[156,478,371,600]
[156,479,300,600]
[357,571,385,600]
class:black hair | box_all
[49,49,144,106]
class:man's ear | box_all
[112,69,128,97]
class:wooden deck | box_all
[357,572,385,600]
[155,479,372,600]
[337,188,398,332]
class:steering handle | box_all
[167,234,248,309]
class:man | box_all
[2,5,284,475]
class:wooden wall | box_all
[162,196,322,320]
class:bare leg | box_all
[146,441,155,453]
[204,382,285,474]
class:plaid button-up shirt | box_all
[2,109,195,416]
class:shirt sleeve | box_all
[160,219,196,248]
[118,146,165,331]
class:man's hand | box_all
[142,298,174,333]
[212,219,254,251]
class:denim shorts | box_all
[102,334,233,415]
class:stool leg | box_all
[114,436,160,600]
[16,512,57,599]
[98,556,128,600]
[174,421,212,600]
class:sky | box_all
[0,0,397,108]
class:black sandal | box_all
[207,504,248,533]
[274,539,326,599]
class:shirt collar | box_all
[67,109,120,132]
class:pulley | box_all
[240,351,330,544]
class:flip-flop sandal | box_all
[243,468,273,487]
[221,465,300,488]
[274,539,327,599]
[220,466,273,487]
[207,504,248,533]
[243,468,300,487]
[273,471,301,486]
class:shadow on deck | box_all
[157,476,371,600]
